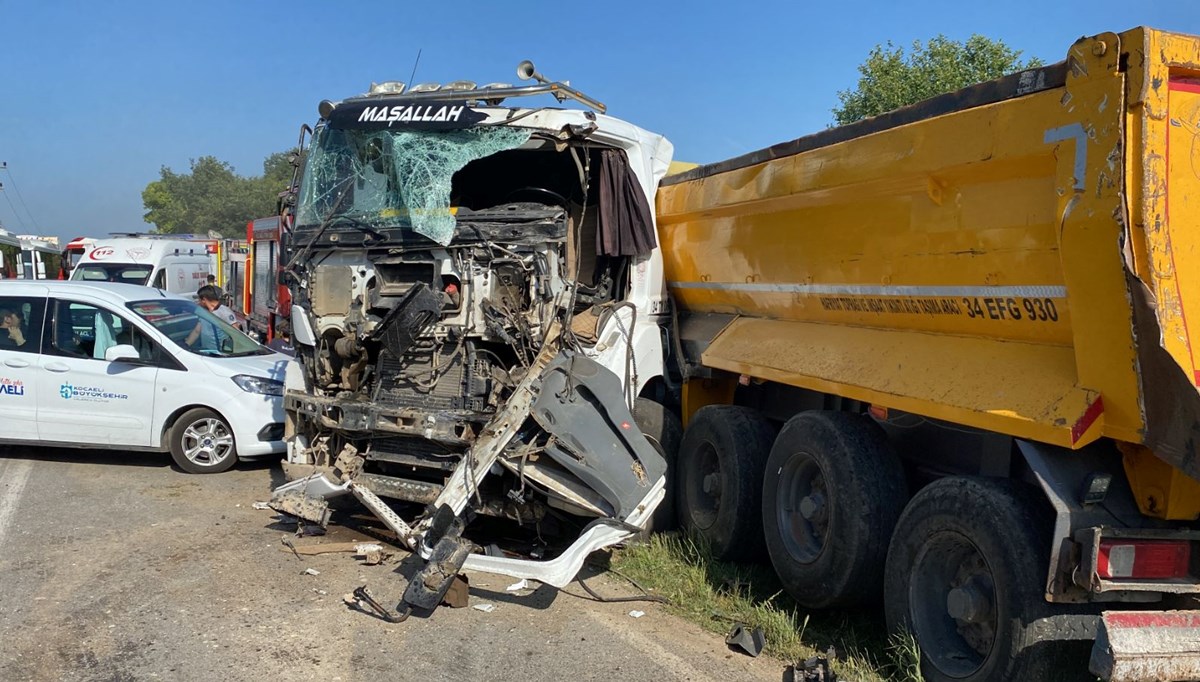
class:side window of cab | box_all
[152,269,167,289]
[0,295,47,354]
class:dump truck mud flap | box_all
[1090,610,1200,681]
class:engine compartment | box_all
[282,124,664,538]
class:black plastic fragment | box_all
[725,623,766,657]
[370,281,442,358]
[400,535,474,611]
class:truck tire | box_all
[762,411,906,608]
[633,398,683,534]
[676,405,775,560]
[168,408,239,474]
[884,477,1078,682]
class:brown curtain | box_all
[597,148,657,257]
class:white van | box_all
[71,238,213,296]
[0,281,287,473]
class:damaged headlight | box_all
[232,375,284,396]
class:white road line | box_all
[0,459,33,550]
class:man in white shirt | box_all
[185,285,241,349]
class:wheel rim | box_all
[908,530,998,678]
[684,439,721,530]
[776,452,830,564]
[181,418,234,467]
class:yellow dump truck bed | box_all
[658,28,1200,488]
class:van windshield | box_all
[73,263,153,285]
[127,299,269,357]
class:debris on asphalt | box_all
[628,610,645,619]
[472,603,496,613]
[505,578,529,592]
[303,567,321,576]
[441,575,470,608]
[281,536,301,560]
[347,585,410,623]
[252,501,271,510]
[353,542,390,565]
[280,541,368,556]
[312,588,328,596]
[785,652,838,681]
[725,623,765,657]
[269,489,332,528]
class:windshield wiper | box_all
[229,349,271,357]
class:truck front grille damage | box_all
[268,90,670,618]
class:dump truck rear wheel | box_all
[633,398,683,534]
[676,405,775,559]
[761,411,906,608]
[884,477,1078,682]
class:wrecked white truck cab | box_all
[271,64,677,616]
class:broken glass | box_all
[296,126,533,245]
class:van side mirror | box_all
[104,344,142,363]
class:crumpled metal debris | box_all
[303,567,321,576]
[269,489,332,528]
[472,602,496,613]
[785,649,839,682]
[354,542,389,566]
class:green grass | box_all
[610,533,923,681]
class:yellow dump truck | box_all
[657,27,1200,682]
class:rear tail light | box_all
[1098,539,1191,579]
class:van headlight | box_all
[232,375,284,396]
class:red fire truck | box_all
[246,216,290,340]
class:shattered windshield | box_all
[295,125,532,245]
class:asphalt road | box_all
[0,447,782,682]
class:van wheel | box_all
[169,408,238,474]
[677,405,775,560]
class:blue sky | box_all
[1,0,1198,242]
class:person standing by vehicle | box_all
[205,274,225,302]
[197,285,238,327]
[185,285,241,349]
[267,319,295,356]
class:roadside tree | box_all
[833,35,1042,125]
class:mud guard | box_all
[531,351,666,520]
[1090,610,1200,681]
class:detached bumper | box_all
[1090,610,1200,681]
